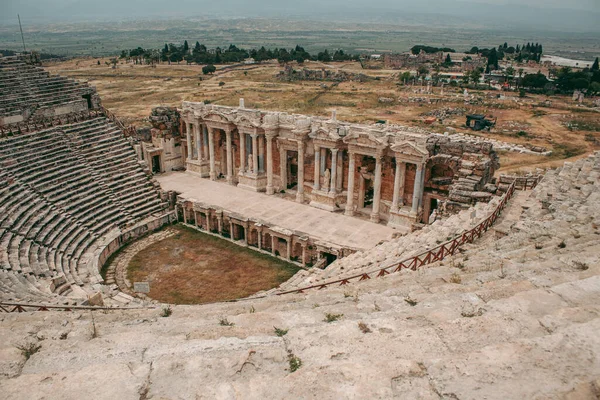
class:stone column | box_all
[208,127,216,180]
[251,134,259,175]
[229,221,234,240]
[336,150,343,192]
[225,128,233,184]
[243,224,248,245]
[217,212,223,235]
[411,163,425,215]
[313,144,321,191]
[194,210,198,226]
[391,160,406,211]
[271,235,276,255]
[301,244,307,266]
[239,132,246,173]
[206,212,211,231]
[183,206,188,224]
[280,148,287,190]
[330,148,338,194]
[203,125,209,160]
[257,228,262,249]
[345,151,356,216]
[194,123,201,160]
[370,154,383,223]
[186,122,192,161]
[266,133,275,195]
[286,239,291,260]
[296,140,305,203]
[258,135,265,173]
[418,162,426,209]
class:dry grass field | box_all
[127,225,299,304]
[47,58,600,174]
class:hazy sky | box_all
[1,0,599,32]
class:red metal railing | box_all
[276,176,541,296]
[0,301,154,313]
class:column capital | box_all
[264,129,278,139]
[331,148,339,155]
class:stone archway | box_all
[263,232,273,252]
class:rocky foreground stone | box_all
[1,153,599,399]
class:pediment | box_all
[201,112,231,123]
[343,132,387,148]
[309,127,341,141]
[390,141,428,158]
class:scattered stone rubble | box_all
[423,107,466,119]
[277,65,372,82]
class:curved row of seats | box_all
[0,56,93,119]
[0,117,169,303]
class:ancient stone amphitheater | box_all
[1,54,599,399]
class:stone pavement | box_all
[156,172,397,250]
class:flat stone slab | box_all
[156,172,396,250]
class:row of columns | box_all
[186,121,209,162]
[344,152,426,222]
[184,205,309,265]
[191,122,272,188]
[187,120,427,221]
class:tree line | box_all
[119,41,359,66]
[520,61,600,95]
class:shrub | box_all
[573,261,589,271]
[288,354,302,372]
[219,317,235,326]
[404,296,418,306]
[358,322,371,333]
[450,272,462,284]
[274,327,288,337]
[324,313,343,323]
[557,240,566,249]
[202,64,216,74]
[16,343,41,360]
[516,130,529,137]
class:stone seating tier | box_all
[0,56,96,119]
[0,117,169,302]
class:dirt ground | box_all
[126,225,299,304]
[47,58,600,174]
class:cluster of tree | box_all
[519,61,600,95]
[411,45,455,55]
[465,42,544,71]
[119,41,358,66]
